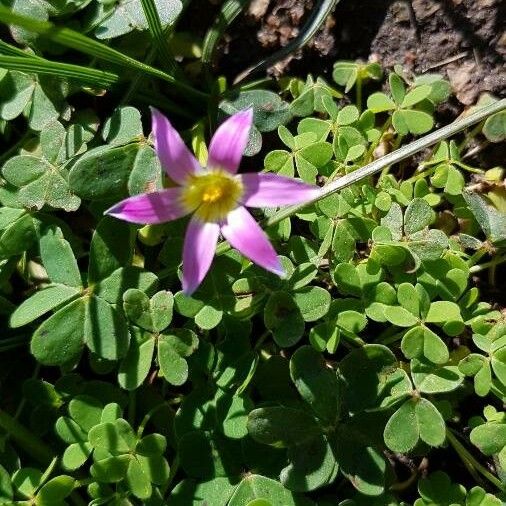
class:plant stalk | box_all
[0,409,55,465]
[446,428,505,492]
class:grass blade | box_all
[202,0,250,66]
[234,0,340,83]
[0,55,118,87]
[0,5,207,101]
[215,98,506,255]
[264,99,506,227]
[139,0,179,75]
[0,40,42,59]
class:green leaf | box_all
[102,106,144,145]
[94,267,158,305]
[37,475,75,503]
[338,344,410,412]
[94,0,182,39]
[10,284,79,327]
[337,105,359,125]
[470,421,506,455]
[482,110,506,143]
[12,468,43,498]
[89,419,136,454]
[118,329,155,391]
[123,289,173,332]
[229,474,311,506]
[69,394,103,431]
[401,326,449,364]
[158,329,198,386]
[334,424,386,496]
[247,407,321,447]
[2,154,80,211]
[404,198,434,235]
[61,442,92,471]
[281,435,337,492]
[178,430,241,479]
[265,150,294,176]
[295,142,333,182]
[425,301,462,323]
[69,143,162,201]
[463,191,506,246]
[0,71,68,131]
[292,286,331,322]
[264,291,305,347]
[384,398,445,452]
[383,306,419,327]
[125,457,151,499]
[137,454,169,485]
[392,109,434,135]
[401,85,432,108]
[367,92,396,113]
[88,217,134,283]
[84,295,130,360]
[39,225,81,287]
[466,486,503,506]
[297,117,331,141]
[0,208,40,258]
[333,263,362,297]
[169,478,236,506]
[417,471,466,505]
[90,455,130,483]
[389,73,405,105]
[31,297,86,366]
[411,358,464,393]
[333,61,358,91]
[290,346,340,424]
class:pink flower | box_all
[106,108,319,295]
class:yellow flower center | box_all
[181,170,243,222]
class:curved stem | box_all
[233,0,340,83]
[215,98,506,256]
[263,99,506,228]
[446,428,505,492]
[0,409,54,465]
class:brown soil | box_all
[220,0,505,105]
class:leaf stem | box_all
[0,409,54,465]
[137,402,169,438]
[0,6,208,101]
[446,428,505,492]
[263,99,506,228]
[469,255,506,274]
[233,0,340,84]
[38,456,59,490]
[215,99,506,256]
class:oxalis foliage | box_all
[1,4,506,504]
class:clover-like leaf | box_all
[384,397,446,452]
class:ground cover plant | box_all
[0,0,506,504]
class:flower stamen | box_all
[181,170,243,222]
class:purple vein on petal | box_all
[221,206,284,276]
[182,217,220,295]
[105,188,189,224]
[207,108,253,174]
[239,172,320,207]
[151,107,202,184]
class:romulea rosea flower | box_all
[106,108,319,295]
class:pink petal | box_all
[221,206,284,276]
[239,173,320,207]
[151,107,202,184]
[105,188,188,224]
[208,109,253,174]
[182,217,220,295]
